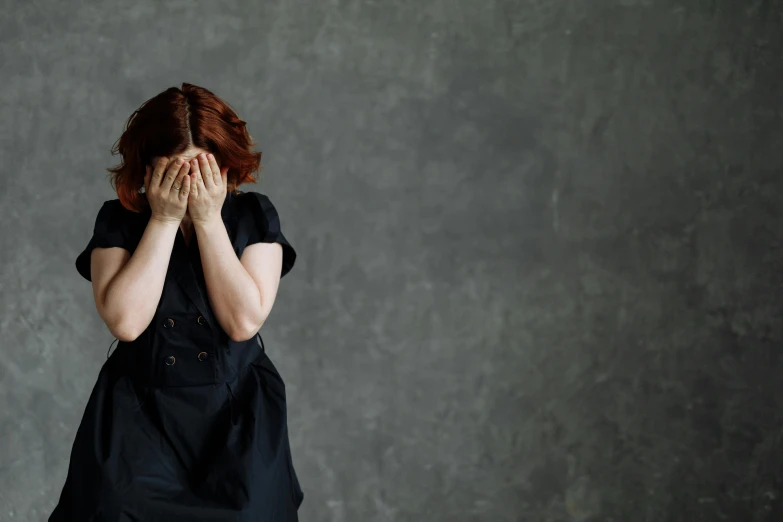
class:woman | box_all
[49,83,304,521]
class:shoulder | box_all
[96,198,146,217]
[92,198,150,238]
[234,190,273,206]
[93,199,127,227]
[98,198,124,212]
[233,190,282,219]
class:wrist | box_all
[150,214,181,227]
[192,214,224,233]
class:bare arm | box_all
[90,218,179,341]
[185,152,283,342]
[196,215,283,342]
[90,155,192,341]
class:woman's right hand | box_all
[144,156,191,223]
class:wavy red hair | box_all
[107,83,263,212]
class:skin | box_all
[89,146,285,343]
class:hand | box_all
[145,157,191,224]
[187,153,229,224]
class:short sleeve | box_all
[240,191,297,278]
[75,200,131,282]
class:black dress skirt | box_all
[49,190,304,521]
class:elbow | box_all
[105,312,146,342]
[109,322,145,342]
[228,313,268,342]
[227,323,261,342]
[99,292,146,342]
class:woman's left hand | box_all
[187,153,229,224]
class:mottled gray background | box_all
[1,0,782,520]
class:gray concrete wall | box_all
[1,0,782,520]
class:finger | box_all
[179,173,191,201]
[194,166,207,192]
[220,166,228,188]
[197,154,215,190]
[170,162,189,196]
[189,168,199,200]
[151,157,169,188]
[207,153,222,187]
[189,158,205,192]
[190,167,207,198]
[161,159,185,192]
[178,162,191,192]
[173,167,189,195]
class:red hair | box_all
[107,83,263,212]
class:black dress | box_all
[49,190,304,521]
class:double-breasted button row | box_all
[162,316,208,328]
[161,315,210,366]
[163,352,209,366]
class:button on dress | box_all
[49,190,304,521]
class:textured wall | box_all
[1,0,782,520]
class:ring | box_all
[173,185,181,191]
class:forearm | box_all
[195,216,266,341]
[101,218,178,339]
